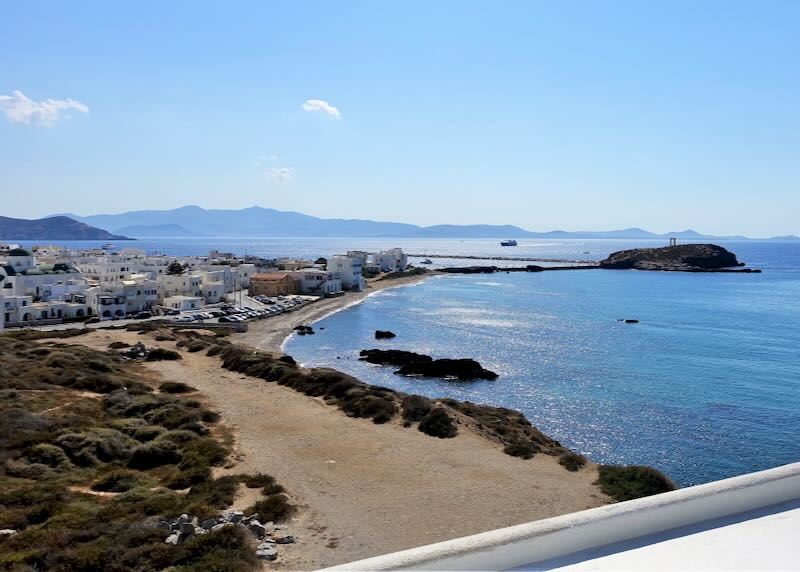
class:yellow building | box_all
[249,273,300,296]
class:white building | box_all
[329,255,366,291]
[2,295,34,323]
[86,287,127,319]
[120,276,159,314]
[373,248,408,273]
[163,295,204,312]
[287,270,343,296]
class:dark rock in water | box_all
[375,330,396,339]
[294,325,314,336]
[279,355,297,366]
[359,349,432,367]
[599,244,744,272]
[396,358,499,381]
[623,319,639,324]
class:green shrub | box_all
[206,345,223,357]
[401,394,432,423]
[145,348,182,361]
[55,428,136,466]
[418,408,457,438]
[241,473,284,496]
[154,334,175,342]
[91,470,142,493]
[186,341,208,353]
[246,494,294,523]
[128,439,182,470]
[24,443,72,468]
[159,381,195,394]
[597,465,676,501]
[503,440,539,459]
[559,451,587,472]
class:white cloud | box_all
[0,90,89,126]
[266,167,293,183]
[302,99,340,119]
[255,154,280,166]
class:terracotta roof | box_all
[251,272,294,281]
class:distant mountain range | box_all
[40,205,799,241]
[0,215,131,241]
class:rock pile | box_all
[158,511,294,560]
[294,325,315,336]
[374,330,396,339]
[118,342,148,360]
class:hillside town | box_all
[0,243,408,331]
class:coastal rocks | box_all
[374,330,396,339]
[256,541,278,560]
[160,510,294,560]
[396,358,499,381]
[599,244,749,272]
[359,349,432,367]
[294,325,315,336]
[360,349,498,381]
[619,319,640,324]
[118,342,148,360]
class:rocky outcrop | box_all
[396,358,499,381]
[360,349,498,381]
[359,349,432,367]
[375,330,396,339]
[599,244,750,272]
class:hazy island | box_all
[0,215,132,241]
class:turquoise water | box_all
[17,236,800,485]
[284,240,800,486]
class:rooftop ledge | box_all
[321,462,800,571]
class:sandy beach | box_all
[75,327,611,570]
[238,273,435,354]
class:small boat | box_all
[420,258,433,264]
[500,239,518,246]
[101,243,114,250]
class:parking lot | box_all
[168,294,318,325]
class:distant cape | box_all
[48,205,796,240]
[0,215,132,241]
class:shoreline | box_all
[64,326,612,569]
[237,272,437,354]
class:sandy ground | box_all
[76,329,611,570]
[238,273,434,354]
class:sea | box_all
[15,237,800,486]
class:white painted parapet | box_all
[321,462,800,571]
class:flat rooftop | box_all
[537,500,800,571]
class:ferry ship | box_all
[500,239,518,246]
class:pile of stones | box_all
[118,341,149,359]
[294,325,315,336]
[158,511,294,561]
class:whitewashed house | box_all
[329,255,366,291]
[287,270,343,296]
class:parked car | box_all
[134,311,152,319]
[165,309,180,316]
[86,317,101,324]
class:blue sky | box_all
[1,1,798,236]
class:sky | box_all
[1,1,798,236]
